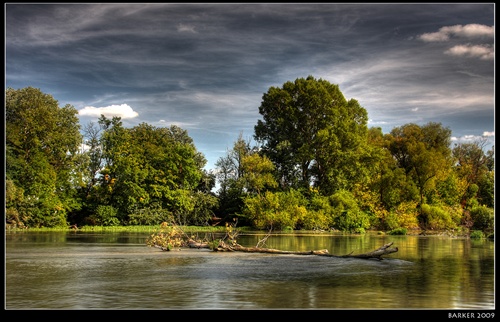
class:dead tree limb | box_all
[147,222,398,260]
[208,241,398,260]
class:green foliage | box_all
[254,76,369,193]
[243,189,308,230]
[6,87,82,228]
[383,200,420,231]
[296,189,333,230]
[434,172,462,206]
[333,210,371,233]
[469,205,494,232]
[462,184,481,210]
[5,83,493,233]
[89,205,120,226]
[453,140,494,208]
[388,227,407,235]
[470,230,485,239]
[351,183,388,230]
[215,133,251,217]
[420,204,459,230]
[329,190,371,232]
[387,122,453,207]
[5,179,24,226]
[163,189,196,225]
[127,203,173,225]
[476,171,494,208]
[189,191,220,226]
[86,117,211,225]
[241,153,278,195]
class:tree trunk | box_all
[186,240,398,260]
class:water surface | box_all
[5,231,495,311]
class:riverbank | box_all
[5,224,492,239]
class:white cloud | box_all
[418,24,494,61]
[177,23,196,33]
[78,103,139,119]
[419,31,450,42]
[78,143,90,153]
[441,24,494,38]
[157,119,195,128]
[444,44,494,60]
[367,119,387,125]
[450,135,477,143]
[451,133,495,145]
[418,24,494,42]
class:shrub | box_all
[128,206,173,225]
[470,230,485,239]
[420,204,458,230]
[388,227,408,235]
[470,205,494,232]
[329,190,370,232]
[334,210,371,233]
[383,201,419,230]
[89,205,120,226]
[299,209,330,231]
[244,189,307,230]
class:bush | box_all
[388,227,407,235]
[470,230,485,239]
[334,210,371,233]
[383,201,419,230]
[127,206,173,225]
[299,209,330,231]
[420,204,458,230]
[470,205,494,232]
[244,189,307,230]
[329,190,370,232]
[89,205,120,226]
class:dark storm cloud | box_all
[5,3,495,170]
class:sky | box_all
[5,3,495,173]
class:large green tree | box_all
[254,76,369,194]
[89,117,214,225]
[6,87,82,227]
[452,139,494,208]
[386,122,454,226]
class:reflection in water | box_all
[5,232,494,309]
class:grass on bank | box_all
[5,224,494,239]
[5,224,253,234]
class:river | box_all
[5,230,495,313]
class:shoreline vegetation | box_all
[5,224,490,239]
[6,82,494,238]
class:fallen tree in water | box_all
[146,222,399,260]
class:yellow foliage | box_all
[395,201,420,229]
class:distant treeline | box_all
[5,76,494,236]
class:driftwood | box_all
[186,239,398,260]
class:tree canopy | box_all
[6,87,82,227]
[254,75,369,194]
[5,82,494,236]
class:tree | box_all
[365,127,414,210]
[254,76,369,194]
[386,122,453,226]
[93,118,212,225]
[6,87,82,227]
[214,133,252,219]
[240,153,278,196]
[80,121,105,198]
[452,139,494,208]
